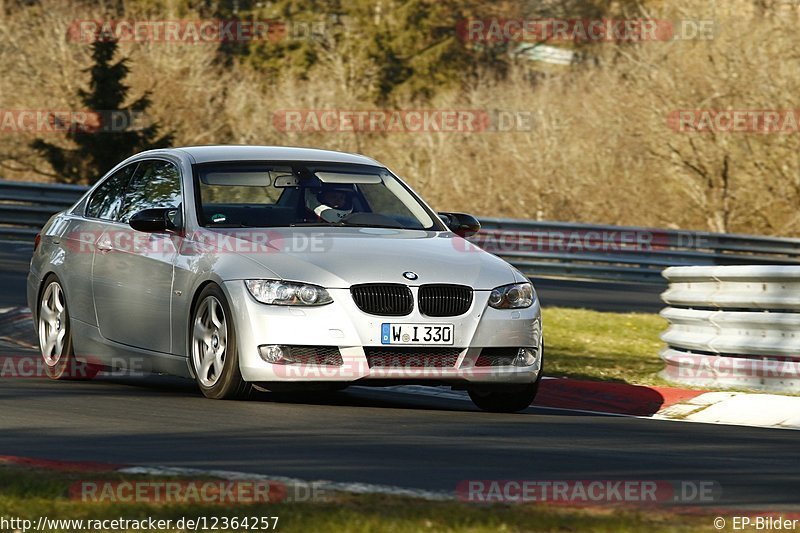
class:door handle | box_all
[97,240,113,253]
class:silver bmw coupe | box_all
[28,146,543,412]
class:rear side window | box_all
[119,160,183,223]
[85,164,137,221]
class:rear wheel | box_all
[190,284,251,400]
[38,276,100,380]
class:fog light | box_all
[512,347,538,367]
[259,345,291,364]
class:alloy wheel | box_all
[192,296,229,387]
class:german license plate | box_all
[380,323,454,345]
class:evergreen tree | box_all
[32,38,173,184]
[211,0,510,103]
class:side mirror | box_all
[438,212,481,238]
[129,208,179,233]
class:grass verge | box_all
[0,465,724,533]
[542,307,668,386]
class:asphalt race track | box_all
[2,247,798,511]
[531,277,664,313]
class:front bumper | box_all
[224,281,543,385]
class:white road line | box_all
[119,465,454,501]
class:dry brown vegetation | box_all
[1,0,799,236]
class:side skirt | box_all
[70,318,191,378]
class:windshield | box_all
[194,162,441,230]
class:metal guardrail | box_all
[660,266,800,393]
[0,180,87,245]
[476,218,800,284]
[3,179,800,284]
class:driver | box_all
[305,184,356,223]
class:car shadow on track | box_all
[1,352,599,416]
[107,374,487,413]
[14,371,578,415]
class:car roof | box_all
[146,145,383,166]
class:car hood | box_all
[205,227,517,289]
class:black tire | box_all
[189,284,252,400]
[469,341,544,413]
[38,275,100,381]
[468,381,540,413]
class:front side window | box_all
[85,163,137,221]
[194,162,440,230]
[119,159,183,223]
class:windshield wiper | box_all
[335,222,408,230]
[287,222,335,227]
[206,223,252,228]
[284,221,415,230]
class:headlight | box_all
[488,282,535,309]
[245,280,332,306]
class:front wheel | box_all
[468,382,539,413]
[190,284,251,400]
